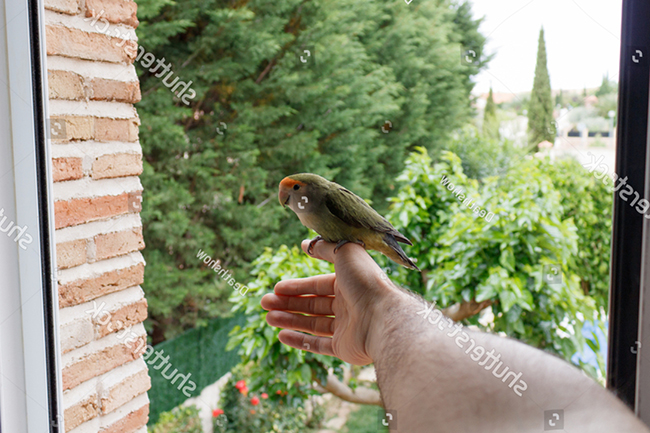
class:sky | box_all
[469,0,622,95]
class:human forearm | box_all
[367,289,649,432]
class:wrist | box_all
[364,274,415,362]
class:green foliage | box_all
[545,157,612,312]
[482,87,499,139]
[147,314,245,425]
[227,147,611,402]
[527,27,555,148]
[226,245,341,403]
[217,365,323,433]
[444,125,519,180]
[149,405,203,433]
[386,149,597,360]
[595,73,616,98]
[344,404,387,433]
[136,0,490,340]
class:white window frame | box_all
[0,0,63,432]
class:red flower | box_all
[251,396,260,406]
[212,409,224,418]
[276,390,283,395]
[240,386,249,396]
[261,393,268,399]
[235,380,246,390]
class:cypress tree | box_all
[483,86,499,139]
[527,27,554,149]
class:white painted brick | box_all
[61,323,146,369]
[48,56,138,82]
[44,9,137,40]
[66,392,149,433]
[49,99,137,119]
[84,285,145,327]
[53,176,142,201]
[55,214,142,243]
[63,376,98,410]
[57,251,145,286]
[60,314,94,353]
[51,141,142,159]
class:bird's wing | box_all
[325,187,412,245]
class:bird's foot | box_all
[333,239,366,253]
[307,235,324,256]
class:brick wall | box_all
[45,0,151,431]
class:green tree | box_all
[527,27,555,149]
[482,86,499,139]
[135,0,489,341]
[596,73,616,97]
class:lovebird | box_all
[278,173,420,271]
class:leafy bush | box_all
[386,148,597,360]
[216,365,323,433]
[443,125,520,180]
[149,405,203,433]
[226,245,341,405]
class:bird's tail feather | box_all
[383,234,420,271]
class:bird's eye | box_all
[293,184,300,190]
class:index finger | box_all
[274,273,336,296]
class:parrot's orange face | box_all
[278,177,308,208]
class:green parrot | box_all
[278,173,420,271]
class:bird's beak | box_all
[278,190,289,207]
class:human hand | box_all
[261,239,402,365]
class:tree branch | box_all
[443,299,493,322]
[314,373,382,406]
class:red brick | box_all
[62,336,146,390]
[64,394,98,432]
[95,227,145,260]
[94,117,140,142]
[58,263,144,308]
[96,298,148,338]
[54,193,129,229]
[53,157,84,182]
[92,153,142,180]
[91,78,141,103]
[102,404,149,433]
[85,0,139,28]
[44,0,80,15]
[57,239,87,269]
[48,70,86,100]
[46,25,137,64]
